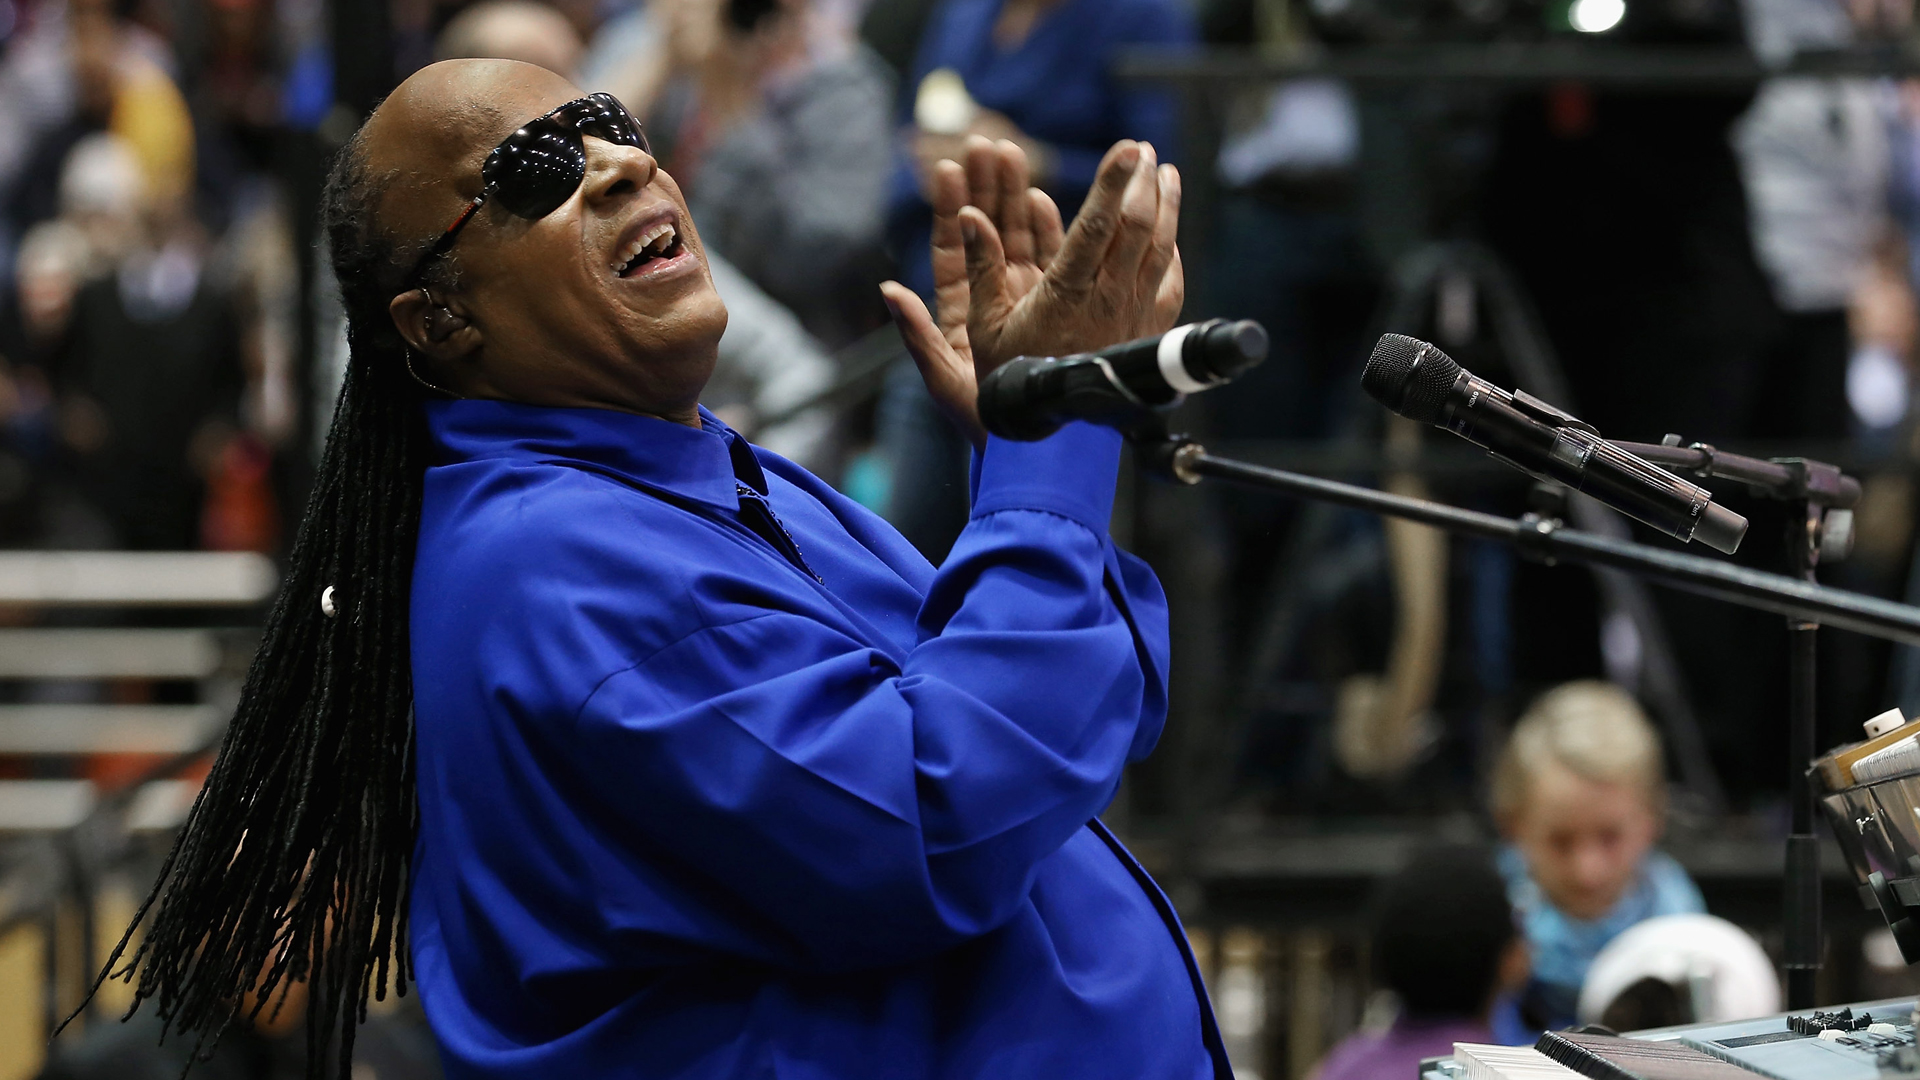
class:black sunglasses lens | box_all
[573,96,649,152]
[577,116,648,153]
[485,128,586,219]
[476,97,648,222]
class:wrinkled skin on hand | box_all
[882,136,1184,448]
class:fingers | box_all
[1151,247,1186,333]
[928,159,970,339]
[963,137,1038,267]
[1099,142,1162,290]
[995,141,1035,266]
[1048,140,1142,293]
[1134,162,1181,310]
[1029,188,1064,271]
[883,280,986,450]
[929,155,967,218]
[882,281,957,371]
[959,205,1012,356]
[963,135,1001,221]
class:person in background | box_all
[0,0,88,238]
[1491,680,1705,1032]
[6,0,193,249]
[50,132,245,550]
[0,125,155,551]
[1312,844,1530,1080]
[190,0,289,232]
[641,0,895,348]
[435,0,586,82]
[878,0,1194,562]
[1734,0,1892,448]
[0,221,85,544]
[7,221,90,371]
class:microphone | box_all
[1362,333,1748,554]
[978,319,1268,441]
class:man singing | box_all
[99,58,1225,1080]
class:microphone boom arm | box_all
[1137,433,1920,647]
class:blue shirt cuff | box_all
[968,422,1123,536]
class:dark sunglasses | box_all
[405,93,650,286]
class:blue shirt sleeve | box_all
[565,423,1169,973]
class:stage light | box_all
[1570,0,1625,32]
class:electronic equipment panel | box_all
[1419,1001,1920,1080]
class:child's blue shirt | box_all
[1497,844,1705,1028]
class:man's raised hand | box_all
[963,139,1183,374]
[881,136,1183,449]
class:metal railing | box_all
[0,551,274,1050]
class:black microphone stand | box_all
[1615,439,1862,1010]
[1136,432,1913,640]
[1130,426,1920,1006]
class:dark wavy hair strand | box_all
[78,119,438,1080]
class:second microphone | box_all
[1362,333,1748,554]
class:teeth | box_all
[610,221,678,274]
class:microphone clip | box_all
[1086,354,1154,409]
[1510,388,1599,436]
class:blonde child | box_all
[1492,681,1704,1030]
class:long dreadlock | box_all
[84,119,447,1078]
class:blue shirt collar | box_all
[422,398,769,514]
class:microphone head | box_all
[1195,320,1269,382]
[1363,334,1461,424]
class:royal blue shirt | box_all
[886,0,1195,299]
[407,399,1227,1079]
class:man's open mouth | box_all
[611,219,685,278]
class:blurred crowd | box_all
[0,0,296,552]
[0,0,299,1059]
[0,0,1199,557]
[12,0,1920,1074]
[5,0,1920,863]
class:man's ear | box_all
[389,288,482,362]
